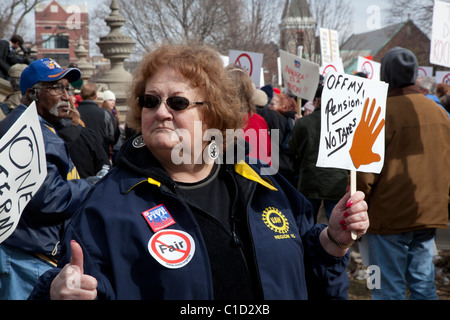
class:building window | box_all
[41,34,69,49]
[50,5,58,13]
[44,53,69,67]
[297,31,304,47]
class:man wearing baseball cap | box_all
[0,58,92,299]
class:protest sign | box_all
[435,70,450,84]
[357,56,380,81]
[229,50,264,87]
[418,66,433,77]
[279,50,320,101]
[0,102,47,243]
[430,0,450,68]
[320,58,345,77]
[317,73,388,239]
[320,28,340,66]
[220,55,229,66]
[317,73,388,173]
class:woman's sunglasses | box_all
[138,94,205,111]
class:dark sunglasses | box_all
[138,94,205,111]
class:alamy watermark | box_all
[366,5,381,30]
[66,5,82,30]
[366,265,381,289]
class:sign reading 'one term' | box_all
[316,73,388,173]
[0,102,47,243]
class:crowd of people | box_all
[0,34,448,301]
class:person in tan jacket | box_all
[0,63,27,120]
[357,47,450,300]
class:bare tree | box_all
[0,0,46,39]
[385,0,435,36]
[302,0,354,64]
[115,0,231,54]
[310,0,353,44]
[102,0,283,56]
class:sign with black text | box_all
[317,73,388,173]
[0,102,47,243]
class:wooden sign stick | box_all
[350,170,358,240]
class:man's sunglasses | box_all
[138,94,205,111]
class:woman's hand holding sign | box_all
[321,191,369,256]
[349,98,385,169]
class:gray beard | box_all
[50,101,68,117]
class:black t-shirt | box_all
[177,164,231,230]
[176,164,255,299]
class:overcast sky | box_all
[32,0,393,36]
[24,0,395,57]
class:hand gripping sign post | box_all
[0,102,47,243]
[316,73,388,239]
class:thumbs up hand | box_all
[50,240,98,300]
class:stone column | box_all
[96,0,135,121]
[74,36,95,84]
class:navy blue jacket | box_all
[0,104,92,259]
[30,135,349,299]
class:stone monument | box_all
[96,0,135,121]
[74,36,95,83]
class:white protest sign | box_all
[0,102,47,243]
[320,28,340,66]
[357,56,380,81]
[418,66,433,77]
[220,54,229,66]
[317,73,388,173]
[320,58,345,77]
[430,0,450,68]
[279,50,320,101]
[435,70,450,84]
[229,50,264,87]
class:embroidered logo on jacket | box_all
[142,204,175,232]
[262,207,293,239]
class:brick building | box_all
[341,19,431,73]
[279,0,316,59]
[35,0,89,67]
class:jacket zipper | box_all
[162,175,264,296]
[170,183,235,243]
[225,168,264,297]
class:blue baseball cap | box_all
[19,58,81,95]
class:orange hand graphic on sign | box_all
[349,98,385,169]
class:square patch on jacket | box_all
[142,204,175,232]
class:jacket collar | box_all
[387,84,422,97]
